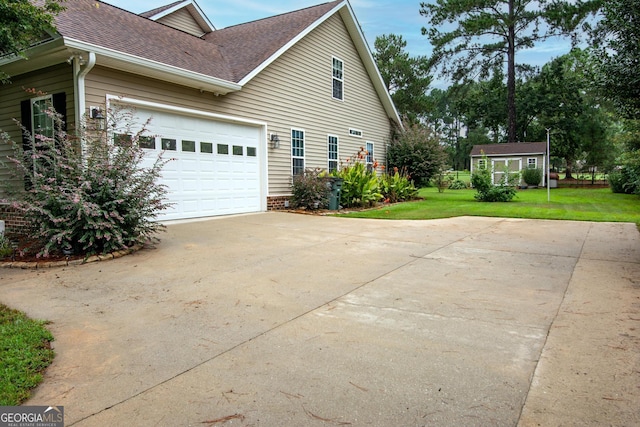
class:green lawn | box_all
[339,187,640,225]
[0,304,55,405]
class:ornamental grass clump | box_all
[1,102,171,257]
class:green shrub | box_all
[522,168,543,186]
[432,170,454,193]
[380,168,418,203]
[290,169,330,210]
[2,103,170,257]
[448,179,468,190]
[609,170,629,193]
[609,159,640,194]
[387,121,447,187]
[336,161,382,208]
[471,156,517,202]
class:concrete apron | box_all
[0,213,638,426]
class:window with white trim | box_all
[365,142,374,167]
[332,57,344,100]
[292,129,305,176]
[31,96,54,141]
[527,158,537,168]
[478,159,487,169]
[328,135,338,173]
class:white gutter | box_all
[71,52,96,132]
[64,38,241,95]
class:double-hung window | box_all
[328,135,338,173]
[31,96,54,142]
[478,159,487,170]
[292,129,305,176]
[528,158,537,169]
[332,57,344,100]
[365,141,374,170]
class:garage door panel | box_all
[131,107,263,221]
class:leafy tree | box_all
[420,0,600,143]
[456,69,508,143]
[373,34,432,123]
[387,121,447,186]
[589,0,640,193]
[536,50,613,178]
[0,0,65,82]
[590,0,640,119]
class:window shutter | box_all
[52,92,67,132]
[20,99,33,152]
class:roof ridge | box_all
[220,0,341,30]
[139,0,186,18]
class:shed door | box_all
[492,159,521,185]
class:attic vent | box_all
[349,128,362,137]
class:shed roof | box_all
[470,142,547,157]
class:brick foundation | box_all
[267,195,291,211]
[0,204,28,236]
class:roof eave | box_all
[65,38,240,95]
[471,152,546,157]
[338,3,402,128]
[0,38,69,76]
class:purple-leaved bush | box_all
[1,101,171,257]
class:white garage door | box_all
[130,107,263,221]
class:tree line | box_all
[376,0,639,191]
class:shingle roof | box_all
[205,1,341,82]
[470,142,547,156]
[139,0,185,18]
[54,0,341,84]
[56,0,235,80]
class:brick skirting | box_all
[0,204,28,236]
[267,195,291,211]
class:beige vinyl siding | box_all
[0,63,74,195]
[156,9,205,36]
[83,13,393,196]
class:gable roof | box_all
[470,142,547,157]
[141,0,215,34]
[0,0,400,124]
[139,1,184,18]
[205,1,340,82]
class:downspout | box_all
[71,52,96,154]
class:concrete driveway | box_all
[0,213,638,426]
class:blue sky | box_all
[103,0,575,86]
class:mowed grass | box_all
[340,187,640,225]
[0,304,55,405]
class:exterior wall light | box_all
[90,107,105,130]
[270,133,280,149]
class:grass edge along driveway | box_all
[339,187,640,226]
[0,304,55,406]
